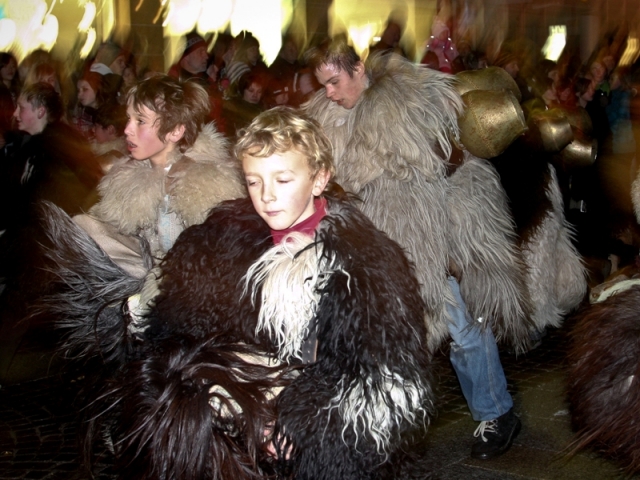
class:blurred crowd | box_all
[0,20,639,274]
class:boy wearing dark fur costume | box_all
[42,108,434,479]
[303,39,529,459]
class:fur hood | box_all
[304,53,462,192]
[89,123,245,236]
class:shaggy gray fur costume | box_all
[304,54,531,351]
[521,164,586,330]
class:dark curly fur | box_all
[276,198,433,479]
[41,194,433,479]
[109,335,292,480]
[147,198,274,346]
[567,285,640,474]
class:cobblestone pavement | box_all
[0,318,630,479]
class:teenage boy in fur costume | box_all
[77,74,244,274]
[303,39,530,460]
[42,108,434,479]
[48,75,244,366]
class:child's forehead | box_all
[242,149,312,172]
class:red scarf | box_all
[271,197,327,245]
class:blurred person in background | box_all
[0,53,19,147]
[290,67,320,107]
[223,31,268,89]
[423,17,458,73]
[222,71,264,138]
[168,31,209,84]
[262,76,290,109]
[369,19,408,58]
[72,71,109,140]
[268,34,300,97]
[0,83,99,302]
[91,103,129,174]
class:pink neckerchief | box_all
[270,197,327,245]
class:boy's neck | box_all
[150,144,177,169]
[271,197,327,245]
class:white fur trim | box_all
[331,366,430,454]
[243,233,344,362]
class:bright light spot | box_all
[542,25,566,62]
[0,18,16,50]
[229,0,293,65]
[79,27,96,58]
[348,23,375,57]
[38,14,58,50]
[165,0,200,35]
[78,1,96,32]
[198,0,233,33]
[619,36,639,67]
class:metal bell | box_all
[458,89,527,159]
[455,67,522,102]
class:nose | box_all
[325,85,334,99]
[124,119,133,136]
[12,107,18,119]
[261,183,275,203]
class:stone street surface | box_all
[0,313,631,480]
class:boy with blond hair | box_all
[54,107,436,479]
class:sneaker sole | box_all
[470,418,522,460]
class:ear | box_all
[36,106,46,119]
[354,61,365,77]
[311,168,331,196]
[166,124,186,144]
[106,125,116,136]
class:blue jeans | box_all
[446,277,513,422]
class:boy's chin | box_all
[260,215,294,232]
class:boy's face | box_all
[315,61,367,110]
[13,96,45,135]
[124,103,173,167]
[243,149,329,231]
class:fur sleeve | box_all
[447,153,533,350]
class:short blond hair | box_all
[235,107,335,178]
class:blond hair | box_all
[235,107,335,178]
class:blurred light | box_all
[229,0,293,65]
[0,18,16,50]
[77,1,96,32]
[101,0,116,41]
[198,0,233,33]
[79,27,96,58]
[542,25,566,62]
[348,23,375,57]
[38,14,58,50]
[164,0,200,35]
[619,36,639,67]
